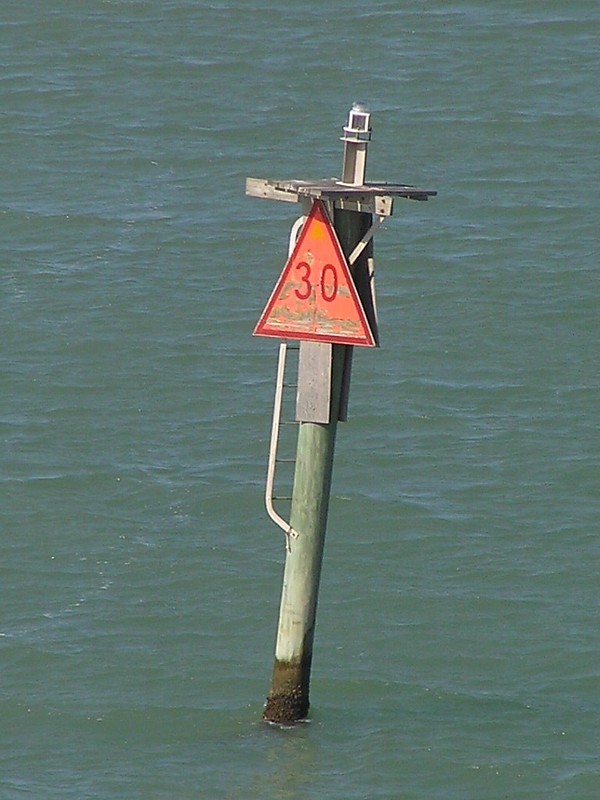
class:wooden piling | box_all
[263,343,346,722]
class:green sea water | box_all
[1,2,599,798]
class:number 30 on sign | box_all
[294,262,339,303]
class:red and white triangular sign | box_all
[253,200,376,347]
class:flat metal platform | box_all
[246,177,437,216]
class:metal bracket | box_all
[348,215,385,265]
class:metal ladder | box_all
[265,342,300,550]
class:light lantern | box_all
[340,103,372,185]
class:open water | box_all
[1,2,599,798]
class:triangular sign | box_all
[253,200,376,347]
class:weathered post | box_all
[262,344,345,722]
[246,105,436,723]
